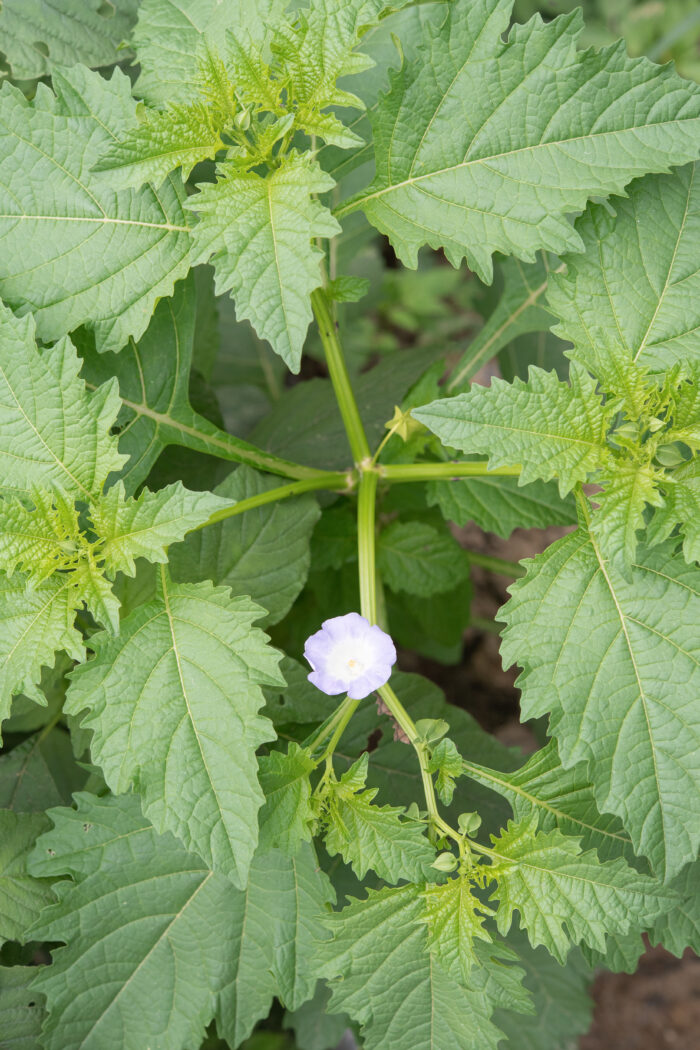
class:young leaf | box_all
[548,162,700,374]
[187,153,340,371]
[649,460,700,564]
[415,365,613,496]
[500,531,700,879]
[258,743,317,856]
[91,480,230,578]
[0,811,53,947]
[170,465,321,625]
[323,754,436,883]
[377,520,471,597]
[0,67,191,353]
[420,876,494,981]
[66,569,283,885]
[591,462,665,578]
[487,814,673,964]
[30,793,334,1050]
[343,0,700,281]
[464,741,636,864]
[0,303,124,501]
[427,737,464,805]
[0,965,46,1049]
[320,884,507,1050]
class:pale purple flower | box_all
[303,612,397,699]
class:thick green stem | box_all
[190,471,354,533]
[357,470,379,623]
[381,461,521,483]
[466,551,525,578]
[311,288,371,464]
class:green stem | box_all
[305,693,359,758]
[311,288,371,464]
[317,696,363,766]
[466,551,525,578]
[357,470,379,623]
[381,461,521,483]
[190,471,354,533]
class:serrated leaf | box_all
[258,743,317,856]
[377,519,471,597]
[420,877,494,982]
[0,0,139,79]
[344,0,700,281]
[427,468,577,538]
[187,153,340,371]
[320,884,506,1050]
[464,742,636,865]
[651,857,700,957]
[650,460,700,565]
[487,814,672,963]
[170,465,321,625]
[548,163,700,374]
[323,754,436,883]
[415,365,612,496]
[592,462,665,577]
[0,727,87,812]
[91,480,230,577]
[0,66,191,353]
[0,966,46,1050]
[427,737,463,805]
[29,793,333,1050]
[500,530,700,879]
[0,811,53,947]
[0,303,124,501]
[66,568,283,884]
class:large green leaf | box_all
[548,163,700,374]
[342,0,700,282]
[0,811,53,947]
[0,966,46,1050]
[29,793,333,1050]
[66,569,283,885]
[0,0,139,79]
[0,726,87,812]
[500,530,700,880]
[377,519,471,597]
[187,154,340,371]
[170,466,320,625]
[0,66,191,353]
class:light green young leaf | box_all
[377,519,471,598]
[0,0,139,78]
[0,66,191,354]
[0,965,46,1050]
[415,365,613,496]
[258,743,317,856]
[0,811,53,947]
[0,726,87,812]
[320,884,507,1050]
[343,0,700,281]
[170,465,321,625]
[187,153,340,371]
[0,490,82,584]
[487,814,672,963]
[91,480,231,578]
[464,741,636,865]
[66,569,283,885]
[649,460,700,565]
[29,793,334,1050]
[548,163,700,374]
[591,462,665,578]
[427,737,464,805]
[0,303,125,501]
[420,876,494,981]
[500,531,700,879]
[323,754,436,883]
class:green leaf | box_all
[320,884,506,1050]
[344,0,700,281]
[649,460,700,565]
[284,983,351,1050]
[427,737,463,806]
[0,811,53,947]
[0,966,46,1050]
[591,462,665,578]
[0,303,124,501]
[377,519,471,598]
[420,877,494,982]
[0,727,87,812]
[0,0,139,78]
[651,857,700,957]
[0,67,191,353]
[415,365,612,496]
[91,480,230,578]
[187,153,340,371]
[548,163,700,374]
[264,656,335,727]
[427,469,577,538]
[30,793,334,1050]
[258,743,317,856]
[66,568,283,885]
[170,465,321,625]
[323,754,436,883]
[500,529,700,879]
[464,742,636,865]
[487,814,672,964]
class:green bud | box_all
[458,812,482,836]
[234,107,251,131]
[656,443,685,468]
[648,417,665,433]
[432,852,458,873]
[415,718,449,745]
